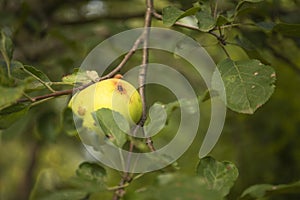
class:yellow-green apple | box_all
[69,78,142,129]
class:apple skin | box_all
[69,78,142,128]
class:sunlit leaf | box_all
[214,58,276,114]
[197,156,239,197]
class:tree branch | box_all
[153,11,227,45]
[17,31,145,104]
[112,1,154,200]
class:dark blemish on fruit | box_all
[117,83,126,95]
[78,106,86,116]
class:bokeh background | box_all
[1,0,299,199]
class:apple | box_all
[69,78,142,129]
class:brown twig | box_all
[112,1,154,200]
[17,31,145,104]
[98,35,144,81]
[153,11,227,46]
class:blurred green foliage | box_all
[0,0,300,200]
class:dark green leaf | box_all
[0,103,29,129]
[216,15,231,26]
[197,156,239,197]
[162,6,185,27]
[93,108,128,147]
[0,85,24,110]
[29,169,93,200]
[235,35,269,64]
[182,6,201,17]
[214,58,276,114]
[162,6,200,27]
[255,21,276,31]
[133,173,223,200]
[236,0,264,12]
[76,162,106,182]
[9,61,46,91]
[0,61,14,86]
[0,31,13,63]
[273,23,300,37]
[240,181,300,200]
[23,65,51,82]
[38,190,88,200]
[196,10,216,32]
[36,111,60,142]
[62,107,78,136]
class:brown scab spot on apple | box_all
[115,82,127,95]
[77,106,86,116]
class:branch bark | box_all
[112,1,154,200]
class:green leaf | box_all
[255,21,276,31]
[62,69,99,85]
[273,23,300,37]
[196,10,216,32]
[236,0,264,11]
[214,58,276,114]
[36,111,60,142]
[162,6,200,27]
[30,165,107,200]
[0,103,29,129]
[240,181,300,200]
[0,61,12,86]
[0,31,13,64]
[93,108,128,147]
[0,85,24,110]
[235,35,269,64]
[62,107,78,136]
[197,156,239,197]
[216,15,231,26]
[9,61,47,91]
[144,103,167,137]
[37,190,88,200]
[23,65,51,82]
[162,6,185,27]
[76,162,106,182]
[133,173,223,200]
